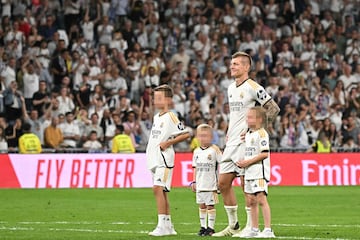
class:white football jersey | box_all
[146,111,187,170]
[192,145,222,191]
[226,79,271,146]
[244,128,271,181]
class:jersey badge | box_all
[160,122,164,128]
[257,89,268,101]
[239,92,244,98]
[207,154,212,160]
[261,140,267,146]
[177,122,185,130]
[251,138,255,145]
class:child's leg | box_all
[257,192,271,229]
[153,186,167,228]
[248,193,259,229]
[199,203,207,228]
[244,192,252,228]
[153,186,167,214]
[207,205,216,230]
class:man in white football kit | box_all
[237,106,275,238]
[146,85,190,237]
[191,124,222,236]
[213,52,279,237]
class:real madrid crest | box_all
[240,92,244,98]
[160,122,164,128]
[207,154,212,160]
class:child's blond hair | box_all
[249,106,267,127]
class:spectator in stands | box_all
[44,116,63,150]
[56,86,75,115]
[21,55,41,111]
[59,111,80,148]
[83,130,103,153]
[122,110,141,148]
[0,56,16,88]
[111,124,135,153]
[23,109,44,145]
[0,125,8,153]
[32,80,51,117]
[3,81,25,122]
[82,112,104,143]
[307,130,336,153]
[105,111,122,148]
[18,122,42,154]
[342,115,360,145]
[5,118,23,152]
[342,136,358,151]
[50,49,69,86]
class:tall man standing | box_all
[213,52,279,237]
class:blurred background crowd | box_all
[0,0,359,153]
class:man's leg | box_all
[212,173,240,237]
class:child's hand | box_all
[190,182,196,192]
[159,142,170,151]
[236,159,250,168]
[240,132,246,142]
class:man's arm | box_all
[263,99,280,126]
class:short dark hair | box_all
[154,84,173,98]
[116,124,124,133]
[23,122,31,132]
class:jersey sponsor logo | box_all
[229,101,244,112]
[257,89,268,101]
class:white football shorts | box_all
[244,179,268,195]
[219,144,245,175]
[196,191,219,205]
[151,167,173,192]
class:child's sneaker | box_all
[257,229,275,238]
[148,226,170,236]
[204,227,215,236]
[232,226,252,237]
[197,227,207,236]
[236,228,259,238]
[169,224,177,235]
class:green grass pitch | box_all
[0,186,359,239]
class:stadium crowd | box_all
[0,0,359,153]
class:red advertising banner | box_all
[173,153,360,187]
[0,153,359,188]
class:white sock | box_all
[224,205,238,229]
[158,214,166,228]
[165,215,172,228]
[199,208,207,228]
[245,207,252,228]
[207,209,216,229]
